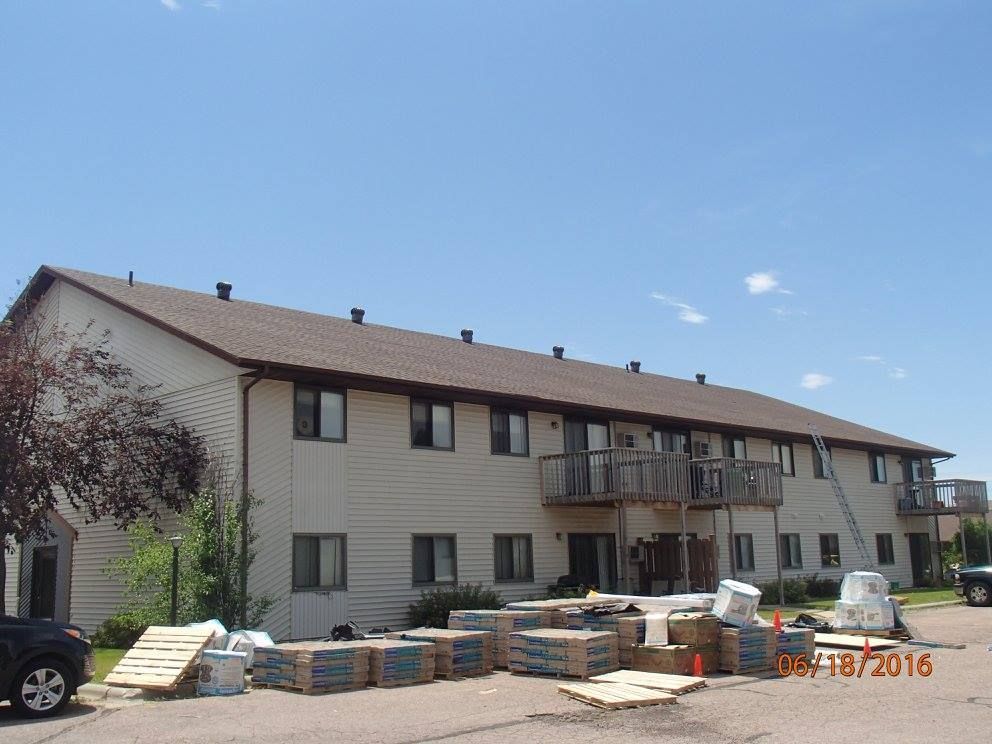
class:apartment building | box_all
[4,266,988,639]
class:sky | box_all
[1,2,990,483]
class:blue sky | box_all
[2,2,990,482]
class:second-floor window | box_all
[869,452,887,483]
[411,399,454,450]
[813,445,831,479]
[723,434,747,459]
[491,408,529,456]
[294,386,346,441]
[652,429,690,454]
[771,442,795,476]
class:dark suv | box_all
[954,565,992,607]
[1,615,95,717]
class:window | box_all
[293,535,346,590]
[494,535,533,582]
[819,533,841,567]
[780,533,803,568]
[652,532,697,542]
[490,408,529,456]
[876,534,895,565]
[294,386,346,441]
[623,433,638,448]
[413,535,456,584]
[904,458,924,483]
[564,418,610,452]
[652,429,690,454]
[869,452,887,483]
[411,399,454,450]
[734,534,755,571]
[812,445,831,479]
[723,434,747,460]
[771,442,795,476]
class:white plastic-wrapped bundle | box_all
[860,601,895,630]
[840,572,888,603]
[712,579,762,627]
[833,600,861,629]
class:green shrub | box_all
[802,574,840,598]
[408,584,503,628]
[91,612,148,649]
[756,578,808,606]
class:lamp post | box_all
[169,535,183,626]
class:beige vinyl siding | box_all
[3,545,20,613]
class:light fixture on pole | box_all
[169,535,183,626]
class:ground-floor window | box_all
[413,535,457,584]
[780,533,802,568]
[733,534,755,571]
[876,533,895,565]
[293,534,346,590]
[819,533,841,567]
[494,535,534,582]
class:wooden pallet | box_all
[589,670,706,695]
[558,682,677,710]
[813,633,901,650]
[105,626,216,691]
[831,628,910,639]
[253,682,365,696]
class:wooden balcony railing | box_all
[539,448,690,506]
[688,457,784,508]
[895,480,989,515]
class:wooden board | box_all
[105,626,215,691]
[831,628,909,639]
[558,682,677,709]
[813,633,901,650]
[589,670,706,694]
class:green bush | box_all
[756,578,808,606]
[91,612,148,649]
[801,574,840,599]
[942,517,992,569]
[409,584,503,628]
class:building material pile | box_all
[627,611,720,674]
[251,641,371,694]
[384,628,493,678]
[508,629,619,678]
[774,628,815,662]
[504,598,617,628]
[718,625,776,673]
[558,668,705,709]
[833,572,897,632]
[565,611,644,667]
[449,610,548,667]
[365,639,436,687]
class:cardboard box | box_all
[667,612,720,647]
[712,580,762,627]
[840,572,888,603]
[631,644,718,675]
[860,601,895,630]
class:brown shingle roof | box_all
[40,266,951,457]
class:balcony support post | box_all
[616,502,629,594]
[984,513,991,566]
[679,502,690,592]
[934,516,943,586]
[959,510,969,568]
[773,506,784,606]
[727,502,737,580]
[711,509,720,585]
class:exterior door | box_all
[568,533,617,591]
[563,419,610,495]
[908,533,932,587]
[30,546,58,619]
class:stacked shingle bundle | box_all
[718,625,777,673]
[565,611,644,668]
[384,628,493,677]
[774,628,815,663]
[448,610,548,667]
[251,641,370,693]
[365,639,435,687]
[508,629,619,679]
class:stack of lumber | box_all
[508,629,619,679]
[105,625,215,691]
[590,669,706,694]
[384,628,493,678]
[565,611,644,667]
[631,644,718,675]
[504,598,614,628]
[719,625,776,673]
[775,628,815,661]
[364,639,435,687]
[449,610,548,667]
[251,641,370,694]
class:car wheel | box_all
[10,658,73,718]
[966,581,992,607]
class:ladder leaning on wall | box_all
[809,424,875,570]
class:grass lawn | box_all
[755,586,960,621]
[91,647,126,684]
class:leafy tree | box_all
[0,295,208,614]
[942,517,992,570]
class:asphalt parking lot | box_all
[2,605,990,744]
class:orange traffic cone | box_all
[772,608,782,632]
[862,638,872,658]
[693,652,704,677]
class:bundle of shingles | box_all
[565,610,644,668]
[364,639,436,687]
[384,628,493,678]
[508,629,619,679]
[504,598,615,629]
[774,628,815,663]
[718,625,777,673]
[251,641,370,694]
[448,610,548,667]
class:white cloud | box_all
[856,355,885,363]
[801,372,833,390]
[650,292,709,325]
[771,306,807,318]
[745,271,793,295]
[888,367,908,380]
[161,0,181,9]
[203,0,221,8]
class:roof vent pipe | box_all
[696,373,706,385]
[552,346,565,360]
[216,282,232,301]
[351,307,365,324]
[460,329,473,344]
[128,271,133,287]
[630,360,641,373]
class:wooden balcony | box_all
[539,448,690,506]
[895,479,989,516]
[688,457,784,509]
